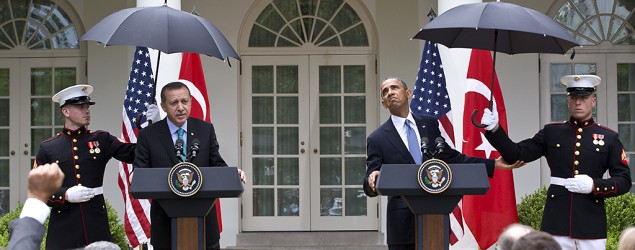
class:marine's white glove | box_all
[65,185,95,203]
[564,174,593,194]
[481,108,499,131]
[146,104,161,122]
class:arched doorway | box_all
[239,0,379,231]
[0,0,85,214]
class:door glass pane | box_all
[344,65,365,93]
[0,189,8,216]
[618,94,635,121]
[320,96,341,124]
[277,66,298,93]
[619,124,635,151]
[253,66,274,93]
[320,127,341,154]
[0,99,7,126]
[319,66,340,93]
[0,160,7,186]
[344,127,366,154]
[0,130,7,157]
[617,63,635,159]
[277,97,298,124]
[253,157,274,185]
[253,188,274,216]
[54,67,75,91]
[320,157,341,185]
[0,68,8,95]
[617,64,635,91]
[550,64,570,92]
[278,188,299,216]
[277,158,299,185]
[345,188,366,216]
[320,188,341,216]
[31,98,52,126]
[551,94,569,121]
[32,128,52,156]
[277,127,298,155]
[344,96,365,123]
[253,97,273,124]
[31,68,52,95]
[253,127,274,155]
[344,157,365,185]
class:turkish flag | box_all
[179,52,223,232]
[462,49,518,249]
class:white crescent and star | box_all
[465,78,499,157]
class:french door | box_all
[241,54,378,231]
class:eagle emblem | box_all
[418,158,452,194]
[168,162,203,197]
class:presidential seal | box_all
[168,162,203,197]
[417,158,452,194]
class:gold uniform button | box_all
[78,183,82,186]
[575,151,580,155]
[605,187,608,191]
[73,146,78,151]
[57,210,61,214]
[556,144,560,147]
[578,128,583,132]
[58,196,62,200]
[576,142,581,147]
[73,139,77,143]
[75,165,80,169]
[612,186,615,190]
[574,170,579,174]
[51,195,55,198]
[76,174,81,179]
[596,200,599,203]
[574,160,579,165]
[596,187,600,191]
[596,148,600,151]
[55,160,59,164]
[577,135,582,139]
[74,155,79,160]
[551,194,555,198]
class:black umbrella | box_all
[413,2,579,127]
[80,2,240,98]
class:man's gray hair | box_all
[497,223,535,250]
[82,241,121,250]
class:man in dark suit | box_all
[9,163,64,250]
[134,81,245,250]
[364,77,522,250]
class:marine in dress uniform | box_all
[480,75,632,250]
[34,85,136,250]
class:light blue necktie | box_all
[177,127,186,161]
[406,120,422,165]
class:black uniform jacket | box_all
[35,126,135,250]
[363,114,495,245]
[485,117,631,239]
[134,117,227,249]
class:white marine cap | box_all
[560,74,601,96]
[51,84,96,107]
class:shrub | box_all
[517,186,635,250]
[0,200,128,250]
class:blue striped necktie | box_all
[405,120,422,164]
[177,127,186,161]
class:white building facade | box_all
[1,0,633,248]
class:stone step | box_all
[226,232,386,250]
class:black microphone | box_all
[175,138,184,161]
[189,138,200,161]
[434,137,445,155]
[421,137,430,158]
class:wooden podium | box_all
[376,163,489,250]
[130,167,243,250]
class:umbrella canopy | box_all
[413,2,579,127]
[413,2,578,54]
[80,4,239,61]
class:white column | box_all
[137,0,182,105]
[436,0,480,153]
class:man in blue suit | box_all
[363,77,522,250]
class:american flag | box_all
[118,46,153,248]
[409,40,463,244]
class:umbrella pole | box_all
[471,30,498,128]
[152,51,162,102]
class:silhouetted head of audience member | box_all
[511,231,561,250]
[497,223,535,250]
[81,241,120,250]
[618,227,635,250]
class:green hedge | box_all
[518,186,635,250]
[0,200,128,250]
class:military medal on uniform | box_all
[94,141,101,153]
[593,134,599,145]
[88,141,96,154]
[598,134,605,146]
